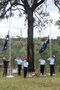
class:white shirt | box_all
[40,60,45,65]
[23,62,29,67]
[16,59,22,65]
[49,58,55,65]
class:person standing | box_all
[15,56,22,76]
[22,59,29,78]
[3,57,9,77]
[39,57,46,76]
[47,55,55,76]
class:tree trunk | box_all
[27,10,34,71]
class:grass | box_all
[0,70,60,90]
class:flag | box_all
[39,35,49,54]
[2,31,9,51]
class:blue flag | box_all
[2,31,9,51]
[39,36,49,54]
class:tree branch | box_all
[22,0,30,13]
[0,0,25,18]
[21,0,24,3]
[54,1,60,11]
[11,6,25,12]
[32,0,45,11]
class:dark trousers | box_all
[40,65,45,75]
[53,65,55,74]
[3,68,7,77]
[18,65,21,75]
[50,65,54,76]
[24,67,27,78]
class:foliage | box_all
[55,12,60,29]
[55,19,60,29]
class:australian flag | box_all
[2,31,9,51]
[39,35,49,54]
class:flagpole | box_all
[7,17,14,78]
[9,23,11,76]
[49,16,52,57]
[45,0,51,57]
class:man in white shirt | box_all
[47,55,55,76]
[39,57,46,75]
[15,56,22,76]
[22,59,29,78]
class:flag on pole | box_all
[2,31,9,51]
[39,35,49,54]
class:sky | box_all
[0,0,60,39]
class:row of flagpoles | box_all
[2,33,51,77]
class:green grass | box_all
[0,71,60,90]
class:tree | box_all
[0,0,47,71]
